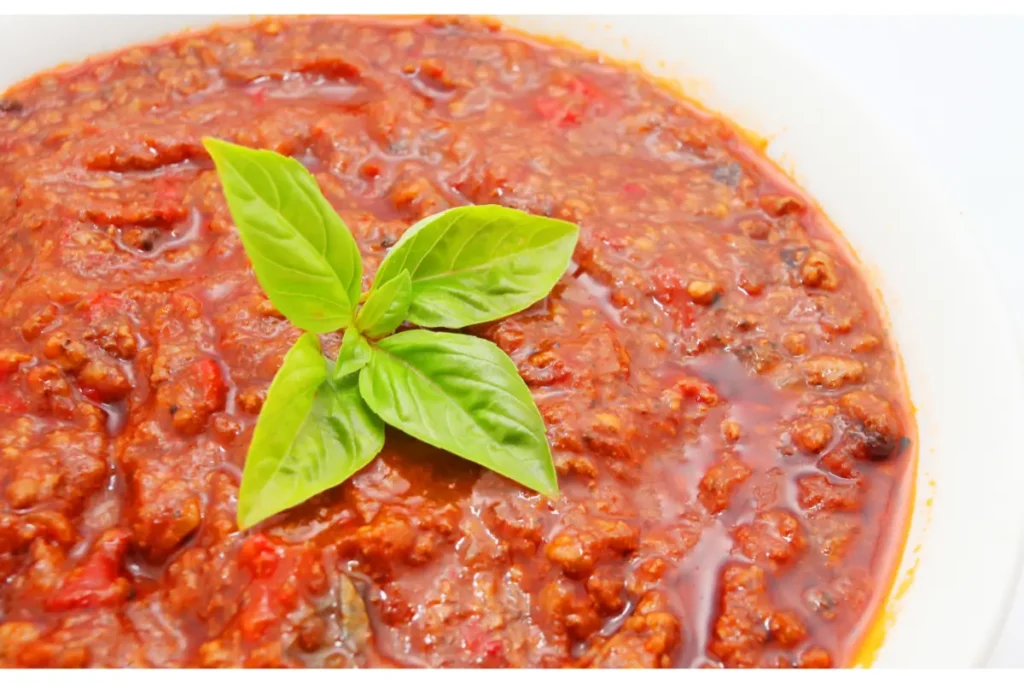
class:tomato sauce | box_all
[0,16,914,667]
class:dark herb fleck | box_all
[0,99,25,114]
[780,246,810,268]
[712,162,741,187]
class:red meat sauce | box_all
[0,16,914,668]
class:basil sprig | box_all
[204,139,578,528]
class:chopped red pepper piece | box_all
[622,182,646,199]
[238,533,283,579]
[45,529,131,612]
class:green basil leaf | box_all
[358,329,558,497]
[204,138,363,333]
[238,332,326,527]
[356,270,412,338]
[372,205,579,328]
[334,327,371,381]
[238,333,384,529]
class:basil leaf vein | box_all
[373,205,579,328]
[204,137,363,332]
[358,329,558,497]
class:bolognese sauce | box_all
[0,16,914,667]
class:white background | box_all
[750,16,1024,667]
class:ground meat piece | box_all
[77,359,131,402]
[759,194,806,218]
[553,450,599,480]
[479,491,545,556]
[791,418,833,454]
[850,333,881,353]
[699,456,752,514]
[839,390,904,460]
[158,358,227,435]
[346,511,419,569]
[707,563,813,667]
[0,622,42,666]
[810,516,861,567]
[43,332,89,371]
[798,646,833,668]
[23,363,74,416]
[7,538,67,600]
[536,578,601,641]
[737,217,772,240]
[540,528,598,577]
[732,509,806,568]
[21,303,59,341]
[83,317,138,360]
[817,438,862,479]
[235,387,266,414]
[1,427,107,513]
[131,480,203,559]
[83,133,202,173]
[0,510,76,554]
[801,355,865,389]
[796,474,863,513]
[545,519,639,578]
[731,338,783,375]
[801,251,839,290]
[585,566,626,615]
[782,332,809,356]
[0,348,32,376]
[709,564,771,666]
[768,610,807,647]
[582,592,681,668]
[388,174,451,220]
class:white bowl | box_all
[2,15,1022,668]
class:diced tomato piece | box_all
[81,292,123,324]
[567,76,598,100]
[44,529,131,612]
[561,107,582,126]
[238,534,283,579]
[248,86,267,106]
[153,179,185,215]
[461,619,505,663]
[193,358,227,412]
[622,182,646,199]
[534,96,583,127]
[677,300,696,328]
[534,96,564,121]
[0,388,28,415]
[239,582,278,641]
[651,267,685,299]
[568,76,609,116]
[236,537,314,642]
[650,267,696,328]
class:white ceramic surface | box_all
[2,15,1022,668]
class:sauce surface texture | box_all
[0,16,914,668]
